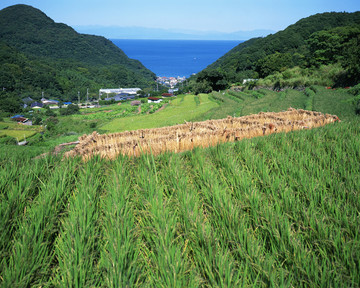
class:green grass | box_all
[73,102,163,121]
[220,86,357,120]
[0,123,9,129]
[101,94,218,132]
[0,121,43,141]
[0,120,359,286]
[191,91,243,121]
[256,64,346,89]
[313,87,355,120]
[192,86,356,123]
[0,130,37,141]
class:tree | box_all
[196,70,228,91]
[343,35,360,84]
[255,52,293,78]
[136,89,146,97]
[33,116,42,125]
[60,103,79,115]
[193,81,212,95]
[45,107,56,117]
[0,91,22,113]
[306,26,360,67]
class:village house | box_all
[99,88,141,97]
[41,98,59,105]
[11,114,32,125]
[30,102,44,108]
[22,97,34,108]
[148,97,162,103]
[105,94,136,102]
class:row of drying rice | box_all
[65,108,339,160]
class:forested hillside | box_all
[200,12,360,87]
[0,5,155,102]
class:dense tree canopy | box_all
[196,70,229,92]
[0,4,156,104]
[0,91,22,114]
[255,52,293,78]
[202,12,360,84]
[307,26,360,67]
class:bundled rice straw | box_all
[65,108,340,160]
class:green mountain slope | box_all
[0,41,153,102]
[206,12,360,81]
[0,4,154,78]
[0,4,155,102]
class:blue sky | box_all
[1,0,359,33]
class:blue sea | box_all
[111,39,242,78]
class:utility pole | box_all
[86,88,89,104]
[78,91,80,105]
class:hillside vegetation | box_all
[191,12,360,92]
[0,5,155,102]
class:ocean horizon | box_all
[111,39,242,78]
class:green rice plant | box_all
[129,152,195,287]
[0,157,59,275]
[53,157,105,287]
[99,158,143,287]
[0,124,8,130]
[304,87,315,110]
[1,157,79,287]
[182,148,245,286]
[194,95,200,106]
[0,159,37,267]
[313,86,356,120]
[229,122,360,286]
[154,152,213,286]
[227,90,245,102]
[0,117,359,287]
[178,121,360,286]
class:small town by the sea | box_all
[156,76,187,88]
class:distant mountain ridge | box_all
[74,25,275,40]
[0,4,155,80]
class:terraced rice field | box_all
[1,119,359,287]
[101,94,218,132]
[0,121,42,141]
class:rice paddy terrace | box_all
[1,88,359,287]
[1,118,359,287]
[66,108,340,160]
